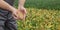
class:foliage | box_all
[14,0,60,9]
[25,0,60,9]
[17,8,60,30]
[14,0,60,30]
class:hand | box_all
[18,6,27,20]
[11,8,21,20]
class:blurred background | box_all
[14,0,60,30]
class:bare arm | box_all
[18,0,25,7]
[0,0,26,20]
[18,0,27,20]
[0,0,16,12]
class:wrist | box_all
[8,6,17,12]
[18,5,24,8]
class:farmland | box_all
[14,0,60,30]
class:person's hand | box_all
[12,10,20,20]
[18,6,27,20]
[11,8,21,20]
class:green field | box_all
[14,0,60,9]
[14,0,60,30]
[25,0,60,9]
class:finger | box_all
[22,9,27,14]
[15,12,22,20]
[12,14,19,20]
[19,8,26,14]
[14,12,20,19]
[23,8,27,14]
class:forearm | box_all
[18,0,25,7]
[0,0,16,12]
